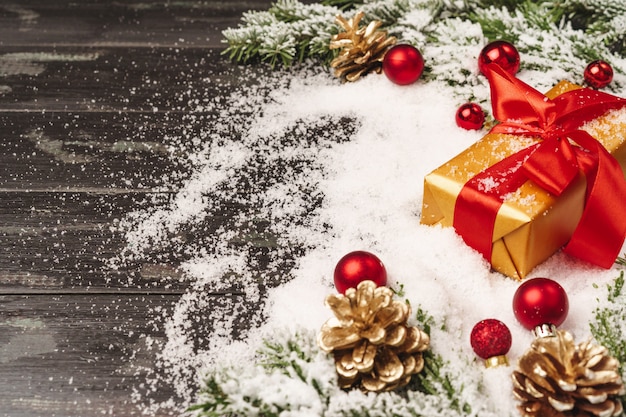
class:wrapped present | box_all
[421,64,626,280]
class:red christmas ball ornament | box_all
[478,40,520,76]
[470,319,512,367]
[455,103,485,130]
[513,278,569,335]
[333,251,387,294]
[382,44,424,85]
[584,60,613,89]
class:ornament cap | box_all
[532,323,557,338]
[485,355,509,368]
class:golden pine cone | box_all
[513,329,625,417]
[329,11,397,82]
[318,280,430,392]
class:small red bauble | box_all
[382,44,424,85]
[584,60,613,89]
[478,40,520,76]
[470,319,512,362]
[333,251,387,294]
[512,278,569,330]
[455,103,485,130]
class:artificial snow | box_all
[114,13,626,417]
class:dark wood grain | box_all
[0,111,196,189]
[0,1,280,415]
[0,1,273,48]
[0,293,179,416]
[0,47,253,112]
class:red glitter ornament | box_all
[333,251,387,294]
[584,60,613,89]
[512,278,569,331]
[470,319,512,367]
[382,44,424,85]
[478,40,520,76]
[455,103,485,130]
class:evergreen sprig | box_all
[410,308,470,414]
[222,0,340,67]
[190,309,476,417]
[222,0,626,79]
[321,0,363,11]
[590,272,626,405]
[187,376,231,416]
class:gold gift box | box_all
[421,81,626,280]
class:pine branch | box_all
[589,14,626,57]
[590,272,626,405]
[359,0,413,28]
[187,376,231,416]
[407,350,472,414]
[321,0,363,11]
[190,310,477,417]
[409,308,470,414]
[223,0,626,74]
[222,0,340,67]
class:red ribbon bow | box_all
[453,64,626,270]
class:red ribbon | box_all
[453,64,626,270]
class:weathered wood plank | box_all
[0,1,283,415]
[0,47,252,112]
[0,111,198,190]
[0,110,188,291]
[0,187,270,292]
[0,292,249,416]
[0,1,273,48]
[0,293,186,416]
[0,190,191,290]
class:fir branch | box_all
[409,307,469,414]
[359,0,413,28]
[589,16,626,57]
[392,282,407,297]
[408,350,472,414]
[556,0,626,28]
[222,0,340,67]
[191,330,334,417]
[258,332,314,385]
[321,0,364,11]
[191,311,477,417]
[590,271,626,405]
[469,1,562,45]
[416,306,436,336]
[222,0,626,75]
[187,376,231,416]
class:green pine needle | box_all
[190,309,474,416]
[187,376,231,416]
[590,271,626,405]
[321,0,363,11]
[222,0,626,77]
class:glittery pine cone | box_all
[329,11,397,82]
[318,280,430,392]
[513,329,625,417]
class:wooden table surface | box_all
[0,1,277,415]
